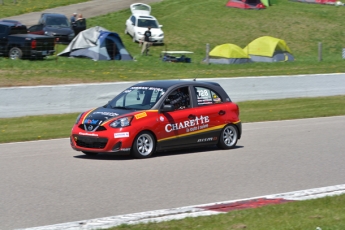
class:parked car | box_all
[27,13,75,44]
[70,80,241,158]
[125,3,164,44]
[0,21,55,59]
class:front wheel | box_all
[217,124,238,149]
[125,27,128,34]
[9,47,23,60]
[131,131,156,158]
[132,34,136,43]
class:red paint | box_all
[199,198,293,212]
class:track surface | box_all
[1,116,344,229]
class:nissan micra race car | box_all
[70,80,242,158]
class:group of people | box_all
[70,12,84,23]
[70,12,86,36]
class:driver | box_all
[166,88,189,110]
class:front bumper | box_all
[70,131,133,154]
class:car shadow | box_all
[73,145,244,161]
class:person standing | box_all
[141,27,152,55]
[70,12,77,24]
[73,13,87,36]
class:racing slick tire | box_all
[9,47,23,60]
[131,131,156,159]
[82,151,98,156]
[217,124,238,149]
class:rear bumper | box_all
[30,50,55,57]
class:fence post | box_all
[318,42,322,62]
[206,43,210,65]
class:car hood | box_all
[44,26,73,34]
[82,107,135,125]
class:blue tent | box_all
[58,26,133,61]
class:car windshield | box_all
[137,19,159,28]
[46,17,70,27]
[107,86,167,110]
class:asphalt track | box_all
[1,116,345,229]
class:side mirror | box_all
[160,104,174,112]
[159,25,163,28]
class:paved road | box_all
[1,0,162,26]
[1,73,345,118]
[0,116,344,229]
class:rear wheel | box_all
[9,47,23,60]
[217,124,238,149]
[131,131,156,158]
[125,27,128,34]
[82,151,98,156]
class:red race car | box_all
[70,80,242,158]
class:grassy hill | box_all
[1,0,345,87]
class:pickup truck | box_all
[0,20,55,60]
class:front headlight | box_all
[68,33,75,39]
[159,33,164,37]
[110,116,133,128]
[75,112,84,124]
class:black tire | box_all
[132,34,136,43]
[9,47,23,60]
[82,151,98,156]
[131,131,156,159]
[125,27,128,34]
[217,124,238,149]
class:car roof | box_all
[0,21,26,28]
[131,80,221,89]
[41,13,67,18]
[137,15,156,20]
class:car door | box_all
[155,86,199,149]
[187,86,228,145]
[126,15,136,36]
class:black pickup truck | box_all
[0,20,55,60]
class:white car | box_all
[125,3,164,44]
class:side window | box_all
[131,16,136,25]
[195,87,222,106]
[164,87,190,110]
[0,25,7,35]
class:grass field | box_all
[0,0,89,17]
[1,0,345,86]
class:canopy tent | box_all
[204,43,251,64]
[243,36,294,62]
[226,0,268,9]
[58,26,133,61]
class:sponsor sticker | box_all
[135,112,147,120]
[114,132,129,138]
[79,132,99,137]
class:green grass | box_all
[1,95,344,143]
[109,194,345,230]
[1,0,345,86]
[0,0,89,17]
